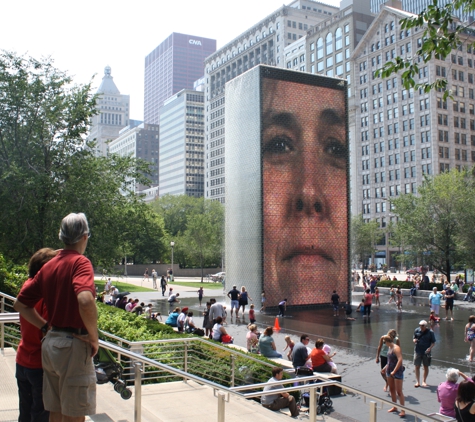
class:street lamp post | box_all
[170,241,175,281]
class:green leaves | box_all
[0,52,165,267]
[391,169,475,276]
[151,195,224,275]
[351,215,381,265]
[376,0,474,98]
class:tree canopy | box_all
[390,169,475,278]
[0,51,166,267]
[351,215,380,268]
[377,0,475,98]
[151,195,224,278]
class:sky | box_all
[2,0,340,120]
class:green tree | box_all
[151,195,224,272]
[0,51,165,266]
[376,0,475,97]
[351,215,380,269]
[184,200,224,281]
[390,169,474,278]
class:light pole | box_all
[170,241,175,281]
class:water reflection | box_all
[152,295,475,372]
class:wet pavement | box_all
[107,278,475,421]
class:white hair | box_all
[58,213,89,245]
[446,368,460,383]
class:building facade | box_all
[108,121,160,194]
[204,0,339,203]
[144,33,216,124]
[87,66,130,156]
[159,89,205,197]
[303,0,374,213]
[353,5,475,266]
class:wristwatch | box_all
[40,322,49,334]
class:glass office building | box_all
[144,33,216,124]
[159,90,205,197]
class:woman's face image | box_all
[262,78,348,306]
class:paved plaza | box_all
[3,275,474,421]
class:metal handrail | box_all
[0,292,453,422]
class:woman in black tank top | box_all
[455,381,475,422]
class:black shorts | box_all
[445,301,454,311]
[380,355,388,371]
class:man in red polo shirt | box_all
[14,213,98,422]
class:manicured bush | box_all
[97,303,280,388]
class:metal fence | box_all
[0,291,452,422]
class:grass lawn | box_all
[94,280,155,293]
[170,281,223,290]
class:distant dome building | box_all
[87,66,130,156]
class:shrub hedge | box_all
[97,303,285,389]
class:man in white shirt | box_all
[261,367,299,418]
[177,307,188,332]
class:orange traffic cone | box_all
[273,317,281,331]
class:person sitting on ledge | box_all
[309,338,337,373]
[261,366,299,418]
[165,307,180,327]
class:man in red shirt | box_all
[14,213,98,422]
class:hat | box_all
[233,285,236,288]
[419,320,428,326]
[182,307,189,313]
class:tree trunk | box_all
[200,252,204,283]
[446,257,451,283]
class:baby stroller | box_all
[295,367,333,415]
[94,347,132,400]
[300,388,333,415]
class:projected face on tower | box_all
[262,77,348,306]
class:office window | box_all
[317,38,324,60]
[335,27,343,50]
[326,32,333,55]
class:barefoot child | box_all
[249,304,256,323]
[283,335,295,360]
[356,299,365,317]
[260,291,266,312]
[396,287,403,311]
[387,286,395,304]
[374,287,381,306]
[429,310,440,324]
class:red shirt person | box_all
[15,213,98,421]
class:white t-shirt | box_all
[177,313,186,328]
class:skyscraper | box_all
[87,66,130,156]
[108,121,160,195]
[144,33,216,124]
[159,90,205,197]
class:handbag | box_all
[295,366,314,377]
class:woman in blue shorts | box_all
[383,335,406,417]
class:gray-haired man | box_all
[15,213,97,421]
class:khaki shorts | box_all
[414,352,431,367]
[42,331,96,417]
